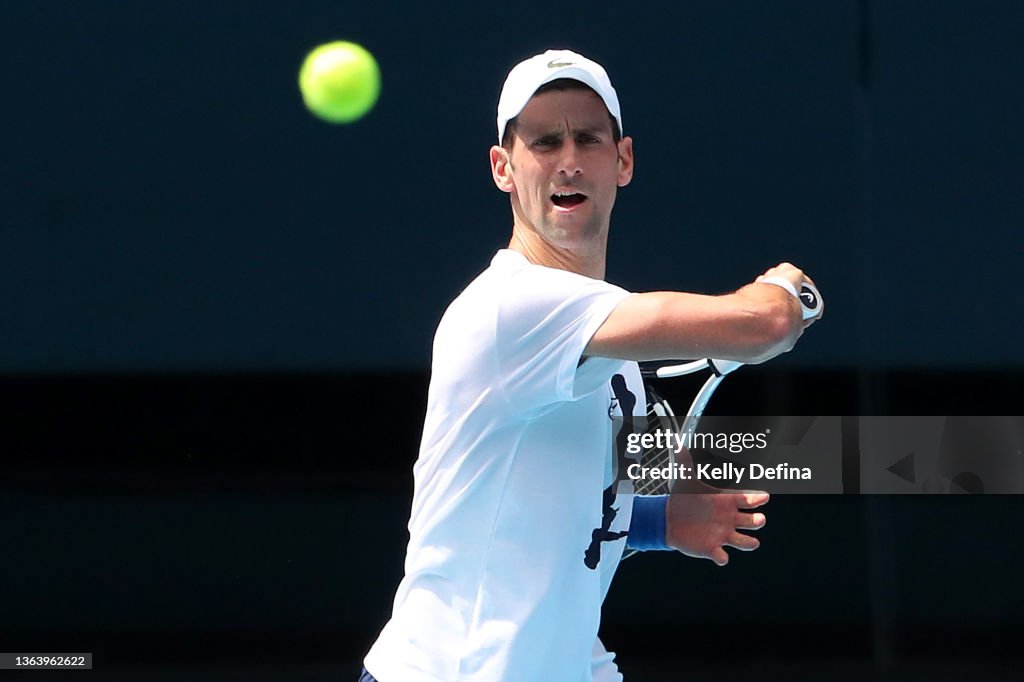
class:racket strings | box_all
[633,388,681,496]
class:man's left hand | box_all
[665,487,769,566]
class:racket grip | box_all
[760,276,823,320]
[799,282,823,320]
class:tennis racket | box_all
[634,282,823,495]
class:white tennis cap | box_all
[496,49,623,143]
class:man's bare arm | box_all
[586,263,817,364]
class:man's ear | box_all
[616,136,634,187]
[490,145,515,193]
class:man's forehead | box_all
[515,89,615,134]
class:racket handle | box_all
[760,276,823,320]
[799,282,823,320]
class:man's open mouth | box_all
[551,192,587,208]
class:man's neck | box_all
[508,226,607,280]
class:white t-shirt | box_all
[365,250,644,682]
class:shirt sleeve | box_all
[494,264,631,411]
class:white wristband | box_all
[758,276,800,300]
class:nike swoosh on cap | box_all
[547,59,574,68]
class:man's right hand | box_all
[752,262,823,326]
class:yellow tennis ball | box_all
[298,41,380,124]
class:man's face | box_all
[493,88,633,252]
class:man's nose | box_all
[557,141,583,176]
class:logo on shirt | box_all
[584,374,634,569]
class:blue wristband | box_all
[626,495,670,551]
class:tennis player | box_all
[361,49,821,682]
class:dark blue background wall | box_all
[5,1,1022,372]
